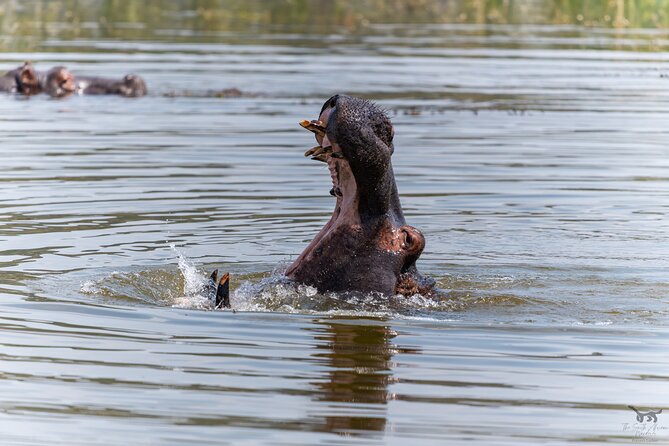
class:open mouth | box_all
[283,117,357,278]
[299,119,345,197]
[287,95,433,297]
[299,120,344,161]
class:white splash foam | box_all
[76,249,473,320]
[80,280,99,294]
[170,245,212,309]
[171,245,207,296]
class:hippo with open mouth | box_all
[285,94,435,297]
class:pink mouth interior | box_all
[285,153,360,276]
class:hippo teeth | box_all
[304,146,322,157]
[305,145,334,162]
[327,159,339,190]
[311,154,328,163]
[299,119,326,136]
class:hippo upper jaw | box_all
[286,95,433,297]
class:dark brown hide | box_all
[287,95,433,296]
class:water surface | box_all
[1,4,669,445]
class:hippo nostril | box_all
[319,95,340,116]
[328,95,338,108]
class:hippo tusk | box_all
[305,145,339,163]
[311,154,329,163]
[304,146,323,157]
[299,119,326,136]
[307,146,333,156]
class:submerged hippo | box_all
[40,66,77,98]
[0,62,40,94]
[13,65,76,97]
[285,95,434,297]
[75,74,147,97]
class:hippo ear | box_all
[17,63,38,89]
[400,225,425,257]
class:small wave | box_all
[78,248,542,320]
[162,88,256,99]
[80,246,214,309]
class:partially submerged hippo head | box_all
[43,66,77,98]
[14,62,41,95]
[286,94,434,296]
[119,74,147,97]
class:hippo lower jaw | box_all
[284,155,359,278]
[286,95,434,297]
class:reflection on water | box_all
[310,320,408,435]
[0,304,666,444]
[1,1,669,444]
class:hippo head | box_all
[286,95,434,297]
[14,62,41,95]
[43,66,76,98]
[119,74,147,97]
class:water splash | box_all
[80,246,216,309]
[170,244,212,309]
[77,247,550,320]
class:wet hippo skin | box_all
[286,95,435,297]
[13,65,77,97]
[0,63,23,92]
[0,62,39,94]
[41,66,77,98]
[76,74,147,97]
[0,66,20,92]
